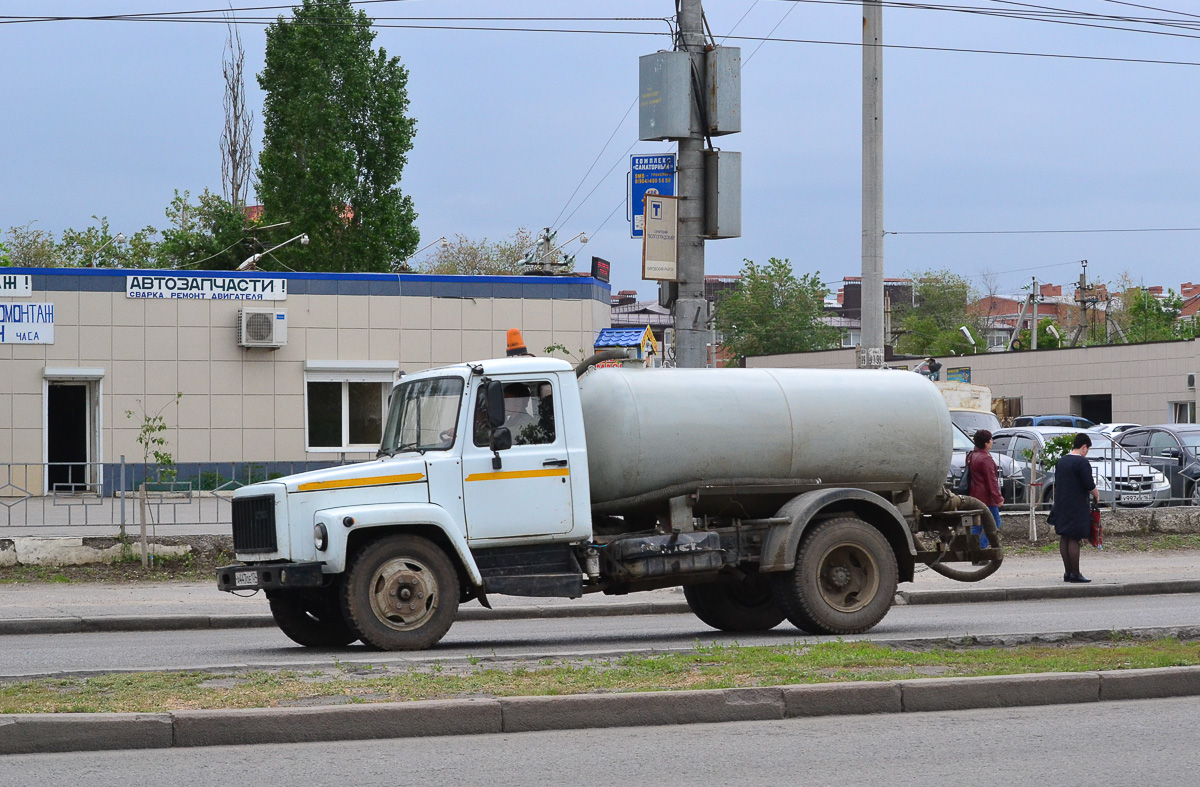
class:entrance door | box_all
[47,384,90,492]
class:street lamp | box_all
[521,231,588,272]
[959,325,976,353]
[238,233,309,271]
[392,236,449,272]
[92,233,126,267]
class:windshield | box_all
[379,376,465,455]
[1082,433,1139,463]
[950,411,1001,434]
[952,426,973,451]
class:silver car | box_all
[992,426,1171,508]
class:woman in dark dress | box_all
[1050,432,1100,583]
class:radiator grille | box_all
[232,495,278,553]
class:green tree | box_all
[3,223,60,267]
[1121,287,1194,342]
[1014,317,1062,350]
[58,217,157,268]
[714,257,839,364]
[895,269,980,357]
[257,0,418,272]
[155,190,254,270]
[419,229,533,275]
[0,230,9,266]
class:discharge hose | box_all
[927,494,1003,582]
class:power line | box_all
[886,226,1200,235]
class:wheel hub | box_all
[826,565,852,589]
[369,559,438,630]
[817,542,880,614]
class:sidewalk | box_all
[1,550,1196,636]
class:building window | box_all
[304,362,396,451]
[841,329,861,348]
[1171,401,1197,424]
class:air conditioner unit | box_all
[238,308,287,348]
[1188,373,1196,391]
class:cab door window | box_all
[474,380,556,447]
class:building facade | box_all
[746,340,1199,427]
[0,268,609,493]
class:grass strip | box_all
[3,637,1199,715]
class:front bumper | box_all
[216,562,324,592]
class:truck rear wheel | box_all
[267,586,359,648]
[771,516,898,635]
[342,534,459,651]
[684,573,786,632]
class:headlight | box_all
[313,522,329,552]
[1094,475,1110,491]
[1152,471,1169,487]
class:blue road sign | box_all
[629,154,676,239]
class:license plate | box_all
[1120,493,1153,503]
[234,570,259,588]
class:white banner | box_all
[0,273,33,297]
[0,302,54,344]
[126,275,288,301]
[642,194,679,281]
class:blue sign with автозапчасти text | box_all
[629,154,675,239]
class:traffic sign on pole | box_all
[629,154,676,239]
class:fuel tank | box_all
[578,367,952,510]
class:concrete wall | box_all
[0,269,610,467]
[747,340,1200,426]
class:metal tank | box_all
[577,366,952,510]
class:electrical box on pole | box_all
[705,47,741,136]
[639,52,694,141]
[704,150,741,239]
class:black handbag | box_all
[954,453,973,495]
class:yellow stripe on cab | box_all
[296,473,425,492]
[464,468,570,483]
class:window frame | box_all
[303,362,397,453]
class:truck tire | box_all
[267,586,359,648]
[771,516,898,636]
[684,573,786,632]
[342,534,459,651]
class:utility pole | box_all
[1031,277,1039,351]
[674,0,709,369]
[860,0,885,367]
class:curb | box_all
[4,666,1200,755]
[3,579,1196,637]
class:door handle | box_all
[543,459,568,467]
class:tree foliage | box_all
[155,190,253,270]
[1118,287,1197,343]
[221,19,255,209]
[419,229,533,276]
[3,223,58,267]
[257,0,418,272]
[1014,317,1062,350]
[895,269,981,357]
[714,257,839,364]
[58,217,157,268]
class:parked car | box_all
[949,408,1002,439]
[1094,422,1141,437]
[948,423,1026,505]
[1010,415,1097,429]
[1115,425,1200,505]
[992,426,1170,508]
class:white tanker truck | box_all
[217,347,1001,650]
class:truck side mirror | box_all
[485,380,506,429]
[489,426,512,469]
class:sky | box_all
[3,0,1200,301]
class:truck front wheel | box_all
[684,573,786,632]
[267,586,359,648]
[771,516,898,635]
[342,534,460,651]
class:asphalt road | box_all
[5,696,1198,785]
[4,593,1199,678]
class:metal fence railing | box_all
[0,458,353,530]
